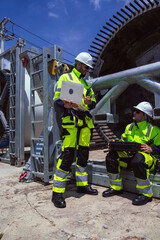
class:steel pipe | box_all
[90,61,160,91]
[90,81,129,116]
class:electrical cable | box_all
[6,29,43,50]
[5,28,74,64]
[9,19,76,57]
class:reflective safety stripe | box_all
[76,181,88,187]
[146,124,153,137]
[110,179,122,187]
[136,177,153,196]
[52,186,65,193]
[53,179,66,189]
[68,73,73,81]
[108,172,123,190]
[55,169,69,179]
[136,178,151,187]
[75,165,87,173]
[136,184,153,195]
[75,174,88,183]
[56,88,61,92]
[129,122,134,131]
[53,96,60,102]
[128,122,153,137]
[108,173,121,181]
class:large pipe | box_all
[90,81,129,116]
[136,78,160,94]
[90,61,160,91]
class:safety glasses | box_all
[134,109,141,114]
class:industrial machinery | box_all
[0,0,160,197]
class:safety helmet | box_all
[134,101,153,117]
[75,52,93,69]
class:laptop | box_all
[60,81,88,111]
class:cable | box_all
[9,19,76,57]
[5,28,74,64]
[9,20,53,46]
[6,29,43,50]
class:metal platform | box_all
[71,161,160,199]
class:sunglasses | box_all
[82,63,89,70]
[134,109,141,114]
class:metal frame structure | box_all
[22,45,64,183]
[0,38,26,166]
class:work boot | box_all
[102,188,123,197]
[77,185,98,195]
[51,192,66,208]
[132,194,152,206]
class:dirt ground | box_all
[0,152,160,240]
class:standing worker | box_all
[52,52,98,208]
[103,101,160,205]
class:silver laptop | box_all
[60,81,88,111]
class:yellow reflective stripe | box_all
[108,173,123,189]
[110,184,123,191]
[76,181,88,187]
[52,186,65,193]
[75,172,88,176]
[136,178,151,187]
[136,184,152,195]
[53,91,60,101]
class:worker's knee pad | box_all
[106,151,119,173]
[131,152,147,179]
[59,147,75,171]
[77,146,89,167]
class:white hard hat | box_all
[75,52,93,69]
[134,101,153,117]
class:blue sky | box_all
[0,0,130,63]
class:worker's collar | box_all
[136,120,148,128]
[72,68,83,79]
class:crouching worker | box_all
[52,52,98,208]
[103,101,160,205]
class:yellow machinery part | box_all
[48,60,59,75]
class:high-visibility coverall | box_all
[52,68,96,193]
[106,121,160,197]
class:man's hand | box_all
[83,96,92,105]
[63,99,79,109]
[141,143,152,153]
